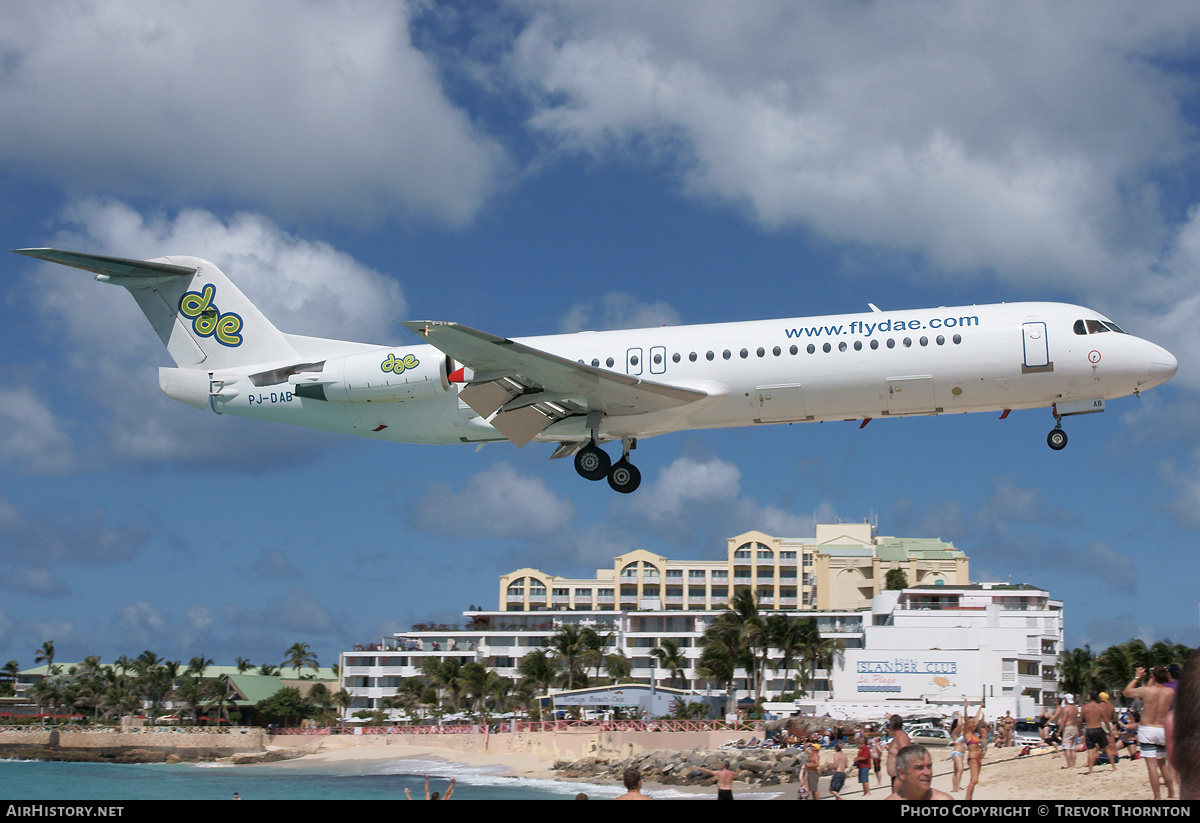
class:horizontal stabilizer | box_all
[13,248,198,279]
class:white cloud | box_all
[627,454,816,548]
[0,1,507,224]
[504,1,1200,296]
[411,462,578,538]
[0,387,75,474]
[559,292,681,332]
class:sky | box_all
[1,0,1199,672]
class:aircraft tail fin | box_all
[14,248,298,370]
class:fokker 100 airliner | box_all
[14,248,1178,493]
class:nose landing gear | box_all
[1047,426,1068,450]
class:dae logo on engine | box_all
[381,353,419,374]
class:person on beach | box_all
[854,736,873,796]
[1082,690,1118,774]
[804,743,821,800]
[1052,694,1080,769]
[948,712,966,792]
[1166,648,1199,799]
[405,774,455,800]
[830,742,848,797]
[886,744,953,801]
[885,714,910,793]
[963,696,985,801]
[870,735,883,786]
[697,761,737,800]
[615,768,652,800]
[1124,665,1177,799]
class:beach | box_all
[266,739,1169,801]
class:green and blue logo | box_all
[179,284,243,347]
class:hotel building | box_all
[340,522,1061,718]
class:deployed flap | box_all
[403,321,708,417]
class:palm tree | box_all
[34,641,55,670]
[282,643,319,679]
[235,657,253,674]
[765,614,808,697]
[697,613,744,715]
[517,648,558,697]
[1059,646,1099,697]
[545,625,589,691]
[650,638,689,689]
[603,650,633,684]
[797,616,844,698]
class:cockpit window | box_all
[1076,318,1124,335]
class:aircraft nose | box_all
[1147,345,1178,386]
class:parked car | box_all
[909,727,952,746]
[1012,720,1044,747]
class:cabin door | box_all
[1022,322,1049,368]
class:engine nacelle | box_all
[290,348,451,403]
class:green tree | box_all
[885,568,910,590]
[255,687,310,727]
[282,643,319,679]
[650,638,689,689]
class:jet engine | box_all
[286,349,452,403]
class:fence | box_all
[272,718,761,735]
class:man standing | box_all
[1124,666,1177,799]
[697,762,737,800]
[1051,694,1080,769]
[886,714,911,792]
[829,742,848,798]
[886,744,953,801]
[804,743,821,800]
[1081,690,1118,774]
[615,768,652,800]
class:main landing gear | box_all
[574,439,641,493]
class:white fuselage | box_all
[210,301,1177,446]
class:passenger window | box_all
[757,347,765,357]
[723,350,731,360]
[838,341,847,352]
[773,346,781,356]
[706,351,715,361]
[739,348,748,359]
[870,339,879,350]
[919,336,928,346]
[936,335,945,345]
[887,339,896,349]
[806,344,814,354]
[953,334,961,344]
[903,337,912,348]
[591,358,600,367]
[822,343,831,353]
[606,357,615,367]
[790,345,798,355]
[853,340,862,351]
[672,353,681,363]
[689,352,697,362]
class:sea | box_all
[0,755,718,801]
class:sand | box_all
[267,739,1174,801]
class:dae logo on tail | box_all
[179,284,243,347]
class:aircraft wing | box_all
[403,320,710,447]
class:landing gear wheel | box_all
[574,444,611,481]
[1047,428,1068,450]
[607,459,641,494]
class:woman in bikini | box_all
[964,695,986,801]
[949,712,967,792]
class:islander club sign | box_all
[853,657,960,695]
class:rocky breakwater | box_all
[555,747,805,788]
